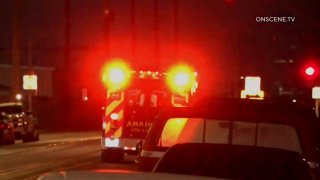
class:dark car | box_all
[0,102,39,142]
[0,113,15,145]
[136,98,320,177]
[153,143,314,180]
[38,170,221,180]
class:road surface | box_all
[0,131,136,180]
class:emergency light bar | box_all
[101,60,198,96]
[138,70,162,79]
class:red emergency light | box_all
[101,60,131,90]
[166,64,197,94]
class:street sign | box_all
[312,87,320,99]
[240,76,264,100]
[23,75,38,90]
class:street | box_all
[0,131,136,180]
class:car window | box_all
[232,121,257,146]
[159,118,203,147]
[158,118,302,153]
[205,120,229,144]
[257,123,302,153]
[0,106,23,114]
[127,90,167,107]
[154,143,312,180]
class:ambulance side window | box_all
[151,92,167,107]
[150,94,158,107]
[139,94,145,106]
[127,91,145,107]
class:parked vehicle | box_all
[153,143,314,180]
[0,102,39,142]
[0,112,15,145]
[137,98,320,178]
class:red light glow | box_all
[93,169,134,174]
[166,64,196,93]
[301,59,319,80]
[160,118,203,147]
[305,66,316,76]
[101,60,131,90]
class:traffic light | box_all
[305,66,316,76]
[302,63,319,81]
[304,65,318,78]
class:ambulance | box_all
[100,60,198,162]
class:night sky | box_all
[1,0,320,97]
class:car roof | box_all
[154,143,312,180]
[146,98,319,162]
[158,98,318,126]
[38,171,219,180]
[0,102,22,107]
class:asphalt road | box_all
[0,131,136,180]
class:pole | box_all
[173,0,179,60]
[64,0,70,87]
[316,99,319,118]
[64,0,71,127]
[28,41,34,72]
[131,0,136,68]
[27,41,33,112]
[11,0,21,101]
[154,0,160,69]
[104,0,111,59]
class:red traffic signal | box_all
[305,66,316,76]
[301,62,319,80]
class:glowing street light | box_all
[15,93,22,101]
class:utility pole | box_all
[64,0,70,87]
[154,0,160,69]
[104,0,111,60]
[27,42,34,73]
[64,0,71,127]
[11,0,21,101]
[173,0,179,61]
[131,0,136,68]
[27,41,34,112]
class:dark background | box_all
[0,0,319,130]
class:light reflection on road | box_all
[0,131,135,180]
